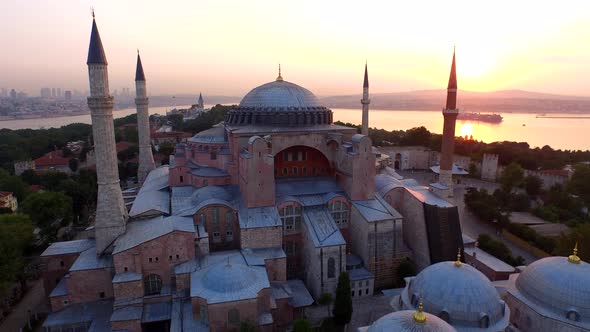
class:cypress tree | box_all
[332,272,353,325]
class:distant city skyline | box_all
[3,0,590,97]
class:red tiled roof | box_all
[539,169,570,177]
[34,151,70,167]
[152,131,192,138]
[0,191,12,197]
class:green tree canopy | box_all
[0,214,34,296]
[333,272,353,325]
[21,191,72,243]
[293,319,313,332]
[568,164,590,206]
[499,162,524,193]
[524,175,543,197]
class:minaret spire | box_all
[361,62,370,136]
[135,52,155,184]
[446,47,457,110]
[86,16,128,254]
[276,63,283,81]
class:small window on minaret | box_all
[180,175,184,183]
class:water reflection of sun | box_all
[458,122,473,138]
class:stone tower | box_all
[361,63,370,136]
[439,49,459,197]
[481,153,499,182]
[86,16,128,254]
[135,52,156,184]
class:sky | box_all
[2,0,590,97]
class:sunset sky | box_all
[2,0,590,97]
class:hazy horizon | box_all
[3,0,590,97]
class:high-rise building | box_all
[86,16,128,254]
[135,52,156,184]
[64,90,72,101]
[41,88,51,99]
[51,88,56,98]
[0,88,7,98]
[57,88,62,98]
[10,89,17,99]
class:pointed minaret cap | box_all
[568,242,581,264]
[276,64,283,81]
[363,61,369,88]
[87,15,108,65]
[135,51,146,81]
[447,47,457,90]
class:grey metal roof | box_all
[113,215,194,254]
[190,166,228,177]
[352,198,402,222]
[87,19,108,65]
[241,247,286,266]
[348,267,374,281]
[130,166,170,217]
[112,272,142,283]
[375,174,453,208]
[302,206,345,248]
[463,247,515,273]
[49,278,68,297]
[43,299,113,330]
[238,205,282,229]
[239,80,321,109]
[430,164,469,175]
[188,126,227,144]
[110,306,142,322]
[276,177,344,197]
[181,300,209,331]
[142,301,171,323]
[403,261,509,330]
[365,310,457,332]
[69,246,113,271]
[135,53,145,81]
[41,239,95,257]
[227,123,355,135]
[515,256,590,322]
[190,260,270,304]
[258,312,273,325]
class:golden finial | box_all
[568,242,580,264]
[276,63,283,81]
[413,296,426,323]
[454,247,462,267]
[91,7,95,19]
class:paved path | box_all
[398,171,538,264]
[0,279,46,332]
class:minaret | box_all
[135,51,155,184]
[86,15,128,254]
[361,62,370,136]
[197,92,204,109]
[439,48,459,197]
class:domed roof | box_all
[406,261,507,329]
[367,310,456,332]
[202,263,258,293]
[191,186,232,205]
[239,80,321,109]
[516,256,590,319]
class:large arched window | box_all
[329,200,349,225]
[228,308,240,325]
[327,257,336,279]
[144,274,162,296]
[279,204,301,232]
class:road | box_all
[0,279,47,332]
[398,171,538,264]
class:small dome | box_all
[406,262,507,328]
[367,310,456,332]
[516,256,590,319]
[202,263,258,293]
[191,186,232,205]
[239,80,321,109]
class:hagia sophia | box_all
[39,16,589,332]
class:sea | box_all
[1,106,589,151]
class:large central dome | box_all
[225,75,333,127]
[239,80,322,108]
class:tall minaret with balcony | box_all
[86,15,128,254]
[135,52,155,184]
[439,49,459,197]
[361,62,370,136]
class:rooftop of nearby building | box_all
[41,239,95,257]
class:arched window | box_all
[439,311,450,323]
[327,257,336,279]
[329,200,349,225]
[566,310,580,321]
[144,274,162,296]
[228,308,240,325]
[226,211,233,224]
[479,315,489,328]
[280,204,301,232]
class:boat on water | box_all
[457,112,503,123]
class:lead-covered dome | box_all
[515,256,590,320]
[404,261,509,330]
[367,310,456,332]
[225,76,333,127]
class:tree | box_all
[68,158,79,173]
[0,169,30,201]
[395,259,417,287]
[239,321,258,332]
[40,171,69,191]
[524,175,543,197]
[333,272,353,325]
[0,214,34,296]
[318,292,333,317]
[554,223,590,260]
[20,169,40,185]
[158,142,175,158]
[568,164,590,206]
[293,319,313,332]
[21,191,72,243]
[468,162,478,178]
[499,162,524,193]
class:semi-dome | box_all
[225,75,333,127]
[202,263,258,292]
[404,261,509,330]
[515,255,590,319]
[191,186,232,205]
[367,310,457,332]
